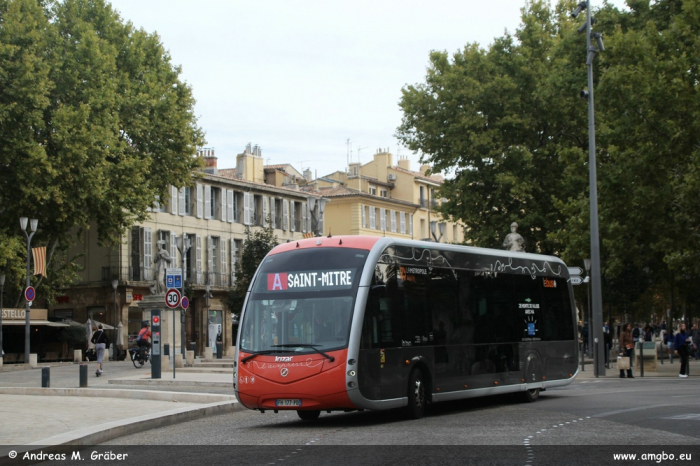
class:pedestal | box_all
[29,353,38,368]
[73,349,82,363]
[186,350,194,366]
[204,347,213,361]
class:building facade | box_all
[312,149,464,243]
[52,145,327,356]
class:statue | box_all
[151,240,172,295]
[503,222,525,252]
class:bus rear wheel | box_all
[518,388,540,403]
[297,410,321,421]
[405,368,426,419]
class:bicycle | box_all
[129,346,150,368]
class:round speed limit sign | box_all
[165,288,181,309]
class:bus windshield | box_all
[239,248,368,354]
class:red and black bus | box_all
[234,236,578,420]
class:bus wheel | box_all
[518,388,540,403]
[297,410,321,421]
[405,369,426,419]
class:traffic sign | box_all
[570,276,583,285]
[166,268,183,289]
[181,296,189,310]
[568,267,583,276]
[25,286,35,302]
[165,288,181,309]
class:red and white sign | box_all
[165,288,181,308]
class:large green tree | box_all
[0,0,204,305]
[397,0,700,321]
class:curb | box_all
[0,387,236,403]
[107,379,232,388]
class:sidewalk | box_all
[0,358,240,455]
[575,354,700,378]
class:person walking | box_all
[692,324,700,360]
[674,323,692,378]
[619,323,635,378]
[90,324,110,376]
[664,327,674,363]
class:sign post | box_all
[165,289,181,379]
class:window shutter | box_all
[361,204,366,228]
[144,227,152,280]
[220,189,227,222]
[220,239,227,286]
[263,196,268,227]
[206,236,213,285]
[282,200,288,231]
[195,235,202,285]
[317,200,325,235]
[400,212,406,234]
[380,208,386,231]
[204,185,212,219]
[243,192,250,225]
[227,190,234,223]
[178,188,186,216]
[270,198,276,229]
[391,210,396,233]
[249,193,256,225]
[370,206,376,229]
[230,238,237,284]
[302,202,307,233]
[170,232,177,265]
[196,184,203,219]
[290,202,296,232]
[170,186,178,215]
[409,214,413,237]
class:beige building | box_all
[53,144,327,356]
[311,149,464,243]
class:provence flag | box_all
[32,246,46,277]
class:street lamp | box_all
[1,274,5,359]
[573,0,606,376]
[175,235,192,356]
[20,217,38,364]
[112,279,118,360]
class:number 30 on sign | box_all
[165,288,181,308]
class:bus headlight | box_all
[347,370,356,377]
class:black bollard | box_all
[639,342,644,377]
[217,342,223,359]
[41,366,50,388]
[164,343,170,356]
[79,363,88,387]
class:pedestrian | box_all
[135,321,151,361]
[582,322,589,356]
[90,324,110,376]
[673,323,692,378]
[665,327,675,363]
[619,323,635,378]
[692,324,700,360]
[604,322,612,369]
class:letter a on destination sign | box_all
[268,273,288,291]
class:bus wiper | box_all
[272,344,335,362]
[241,348,297,364]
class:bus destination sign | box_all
[266,269,355,291]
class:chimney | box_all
[420,164,431,175]
[303,168,312,182]
[200,148,218,175]
[397,155,410,171]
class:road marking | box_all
[592,404,674,418]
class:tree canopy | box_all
[224,224,278,318]
[396,0,700,322]
[0,0,204,305]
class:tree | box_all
[224,223,278,318]
[0,0,204,305]
[396,0,589,256]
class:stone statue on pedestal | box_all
[151,240,172,295]
[503,222,525,252]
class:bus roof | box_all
[268,235,382,256]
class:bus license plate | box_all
[275,399,302,407]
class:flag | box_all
[32,247,46,277]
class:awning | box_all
[2,320,70,327]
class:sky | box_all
[109,0,628,179]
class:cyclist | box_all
[135,321,151,361]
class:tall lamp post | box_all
[112,279,119,360]
[20,217,38,364]
[175,235,192,356]
[572,1,606,376]
[1,274,5,359]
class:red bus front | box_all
[234,238,377,414]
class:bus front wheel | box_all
[518,388,540,403]
[297,410,321,421]
[405,368,426,419]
